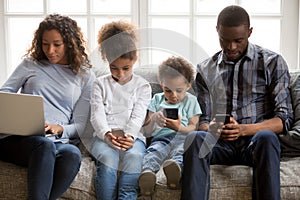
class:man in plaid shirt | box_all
[181,5,293,200]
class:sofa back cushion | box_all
[280,72,300,157]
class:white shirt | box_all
[90,73,152,143]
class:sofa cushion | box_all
[152,156,300,200]
[0,160,27,199]
[0,143,96,200]
[59,156,96,200]
[59,142,96,199]
[280,72,300,157]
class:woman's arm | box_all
[0,59,32,93]
[61,70,96,139]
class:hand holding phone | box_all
[215,114,230,124]
[111,128,125,137]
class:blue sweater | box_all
[0,58,95,143]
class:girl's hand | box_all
[117,134,134,151]
[44,122,63,136]
[104,132,122,150]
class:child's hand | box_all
[104,132,122,150]
[165,115,181,131]
[117,134,134,151]
[151,110,167,127]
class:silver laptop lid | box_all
[0,92,45,136]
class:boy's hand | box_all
[165,115,181,131]
[151,110,167,127]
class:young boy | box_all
[138,56,201,198]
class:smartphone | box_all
[111,128,125,137]
[164,108,179,120]
[215,114,230,124]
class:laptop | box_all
[0,92,45,136]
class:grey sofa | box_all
[0,70,300,200]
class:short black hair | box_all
[217,5,250,28]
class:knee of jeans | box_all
[252,130,280,152]
[68,146,82,162]
[123,152,144,172]
[35,137,56,155]
[95,160,118,176]
[95,152,119,168]
[184,131,207,150]
[255,130,280,146]
[188,131,207,140]
[59,145,82,170]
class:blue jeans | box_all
[0,135,81,200]
[91,137,146,200]
[142,134,186,173]
[181,130,281,200]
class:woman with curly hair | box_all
[0,14,95,200]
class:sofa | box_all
[0,69,300,200]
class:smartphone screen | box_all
[164,108,178,120]
[215,114,230,124]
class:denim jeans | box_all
[142,134,186,173]
[91,137,146,200]
[181,130,281,200]
[0,135,81,200]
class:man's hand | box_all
[207,120,223,138]
[220,117,241,141]
[206,117,240,140]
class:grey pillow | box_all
[280,72,300,157]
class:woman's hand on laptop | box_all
[45,123,63,137]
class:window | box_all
[0,0,299,85]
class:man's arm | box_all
[221,117,283,141]
[195,68,212,127]
[238,117,283,136]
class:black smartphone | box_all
[215,114,230,124]
[164,108,179,120]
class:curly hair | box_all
[97,20,137,63]
[25,14,91,73]
[158,56,195,84]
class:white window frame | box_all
[0,0,299,85]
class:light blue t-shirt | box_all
[148,92,202,138]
